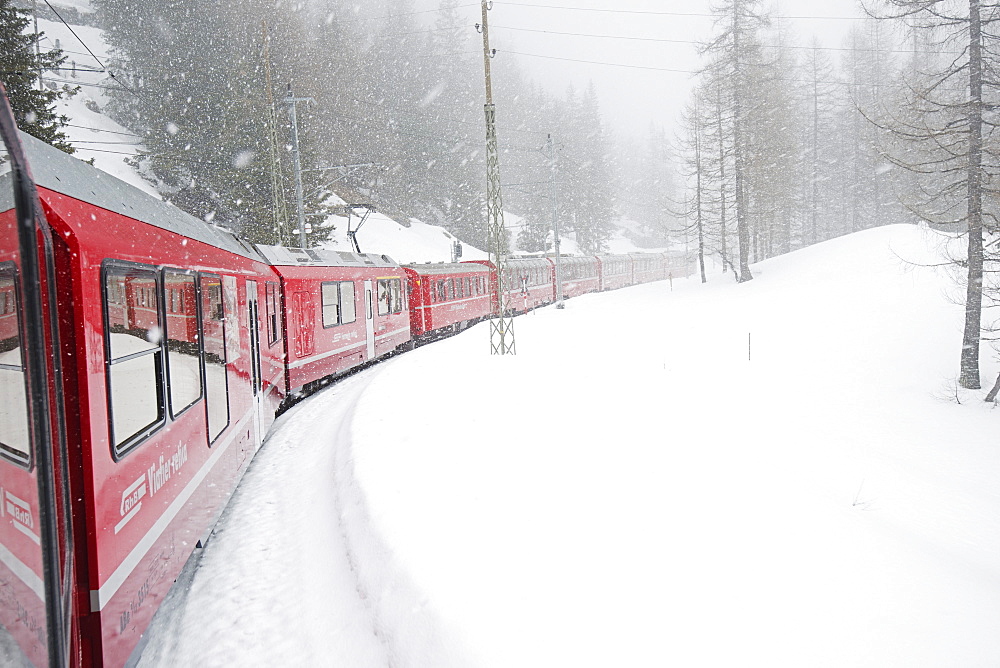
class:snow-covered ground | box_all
[138,223,1000,667]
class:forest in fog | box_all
[78,0,1000,389]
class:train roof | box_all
[256,244,398,268]
[18,131,268,263]
[402,262,489,276]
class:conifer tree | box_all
[0,0,75,152]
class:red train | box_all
[0,86,689,667]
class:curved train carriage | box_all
[1,118,292,665]
[403,262,492,338]
[257,245,409,395]
[0,87,688,667]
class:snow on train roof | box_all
[401,262,489,276]
[18,131,267,263]
[256,244,398,268]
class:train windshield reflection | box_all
[0,126,49,666]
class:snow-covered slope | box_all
[35,16,160,196]
[138,223,1000,667]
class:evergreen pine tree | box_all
[0,0,75,152]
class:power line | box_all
[340,94,549,137]
[72,146,244,169]
[70,139,143,145]
[495,2,715,17]
[40,0,138,94]
[346,3,481,22]
[502,49,697,73]
[495,1,866,21]
[44,76,133,93]
[35,37,110,63]
[492,24,961,56]
[63,123,141,137]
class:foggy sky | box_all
[411,0,867,140]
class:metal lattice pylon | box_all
[262,22,290,245]
[484,103,515,355]
[480,0,515,355]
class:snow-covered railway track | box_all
[136,368,397,666]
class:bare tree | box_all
[703,0,771,282]
[870,0,1000,389]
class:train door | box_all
[364,280,376,359]
[246,280,264,450]
[0,87,75,666]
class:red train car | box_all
[258,245,411,396]
[630,252,665,285]
[403,262,491,338]
[597,254,633,291]
[556,255,601,299]
[663,251,692,281]
[1,113,284,666]
[468,257,554,315]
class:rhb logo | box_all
[115,474,146,534]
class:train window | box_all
[390,279,403,313]
[164,270,203,419]
[322,281,356,327]
[0,265,30,467]
[322,282,341,327]
[103,263,165,455]
[265,282,281,346]
[437,280,446,301]
[377,279,391,316]
[341,282,356,324]
[199,274,229,443]
[430,281,437,303]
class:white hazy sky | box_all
[412,0,871,140]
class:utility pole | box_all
[263,23,289,245]
[479,0,515,354]
[32,0,42,91]
[547,134,564,308]
[283,84,314,249]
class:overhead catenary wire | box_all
[63,123,141,137]
[490,24,964,56]
[39,0,139,95]
[495,1,865,21]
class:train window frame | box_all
[340,282,357,324]
[0,262,31,469]
[162,268,204,421]
[199,272,230,444]
[265,281,281,346]
[389,278,403,313]
[322,281,356,327]
[102,260,166,459]
[321,281,341,328]
[377,279,390,316]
